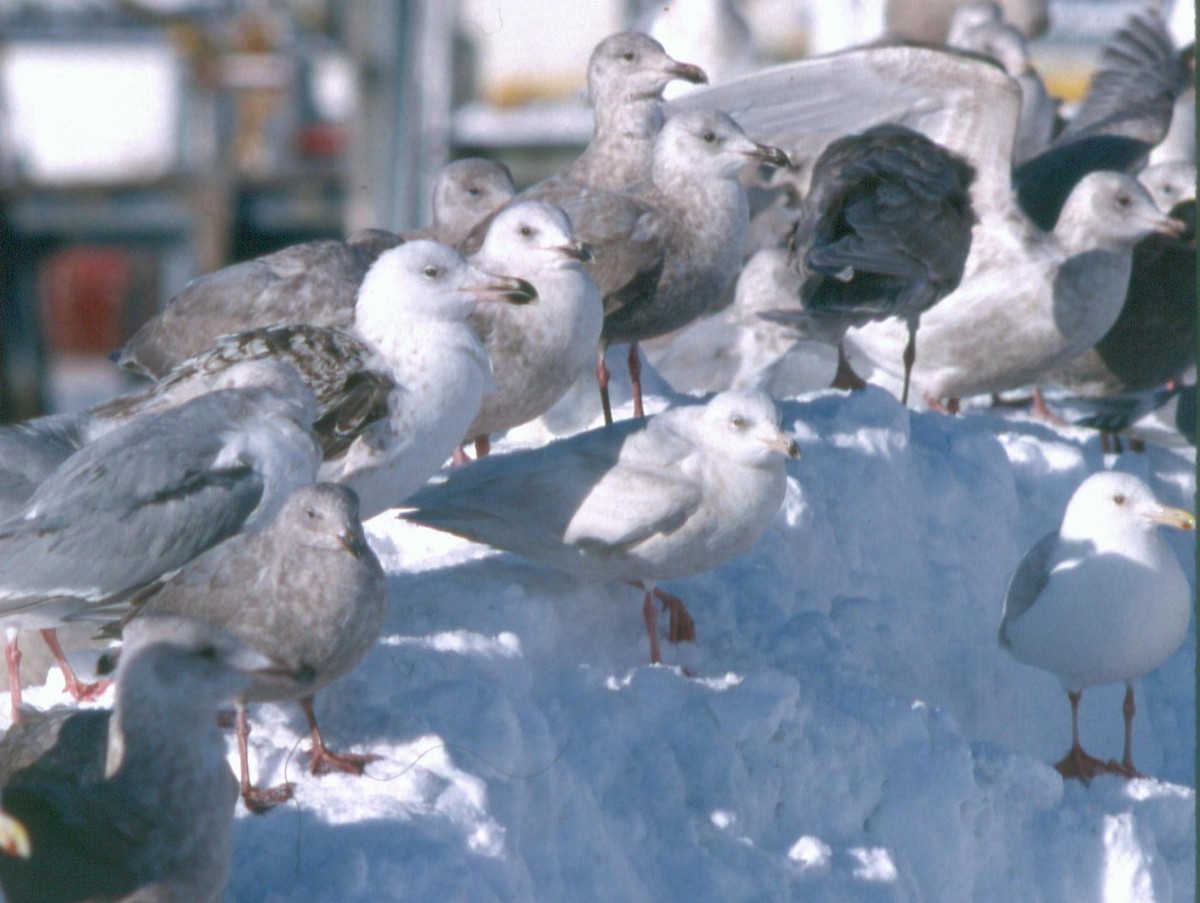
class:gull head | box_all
[1062,471,1195,548]
[655,111,789,180]
[431,158,516,230]
[696,390,801,467]
[278,482,374,559]
[478,200,593,270]
[356,241,536,332]
[1062,172,1187,246]
[588,32,707,105]
[1137,161,1197,215]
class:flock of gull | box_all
[0,3,1193,900]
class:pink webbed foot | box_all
[1054,744,1114,783]
[241,782,295,815]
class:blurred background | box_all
[0,0,1190,420]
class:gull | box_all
[1041,162,1195,425]
[666,22,1186,408]
[142,241,536,519]
[769,123,977,405]
[999,471,1194,781]
[402,157,516,245]
[0,615,297,903]
[122,483,387,813]
[463,200,601,456]
[526,32,708,205]
[561,111,788,422]
[116,228,403,379]
[0,382,320,718]
[401,390,800,665]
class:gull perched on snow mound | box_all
[999,471,1194,782]
[401,390,799,665]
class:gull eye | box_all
[1113,493,1127,505]
[730,415,746,429]
[467,186,482,196]
[423,265,441,279]
[519,225,533,237]
[305,507,317,519]
[1115,193,1132,208]
[622,51,635,61]
[703,131,717,143]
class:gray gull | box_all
[121,483,387,812]
[116,227,403,378]
[561,110,788,422]
[999,471,1194,781]
[464,200,601,456]
[0,614,295,903]
[146,241,536,518]
[1043,162,1195,402]
[0,382,320,718]
[401,390,800,665]
[402,157,516,245]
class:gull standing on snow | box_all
[563,111,788,422]
[463,200,601,456]
[148,241,537,519]
[402,390,799,665]
[0,383,320,717]
[999,471,1195,781]
[0,615,298,903]
[121,483,386,813]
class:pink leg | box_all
[652,587,696,644]
[1054,690,1110,783]
[596,345,614,426]
[1117,683,1142,778]
[299,696,381,776]
[924,393,960,415]
[452,446,470,466]
[5,630,22,722]
[474,436,491,459]
[1030,387,1067,425]
[627,343,644,419]
[39,629,110,702]
[641,587,663,665]
[236,702,294,814]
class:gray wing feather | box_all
[998,530,1058,648]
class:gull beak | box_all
[1144,505,1196,531]
[665,60,708,85]
[745,142,790,169]
[338,528,369,560]
[761,431,802,459]
[469,272,538,305]
[1152,216,1189,239]
[559,240,593,263]
[0,810,30,860]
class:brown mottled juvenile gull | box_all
[0,382,320,718]
[401,390,800,665]
[463,200,601,456]
[999,471,1194,781]
[142,241,536,519]
[402,157,516,245]
[116,228,403,379]
[562,111,788,422]
[122,483,386,813]
[0,614,296,903]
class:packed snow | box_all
[23,363,1194,902]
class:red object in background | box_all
[39,247,134,355]
[296,122,346,159]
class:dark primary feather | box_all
[796,124,977,329]
[1013,8,1186,230]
